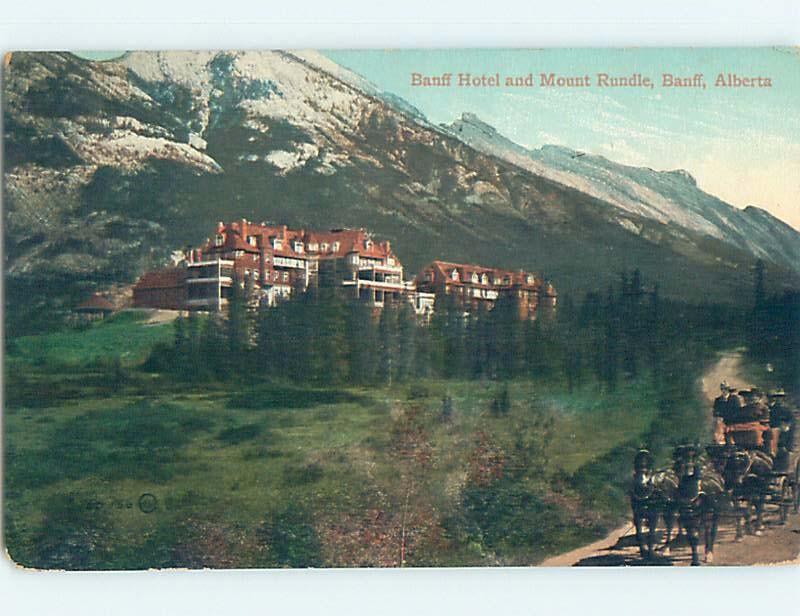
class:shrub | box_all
[216,423,263,445]
[256,504,322,568]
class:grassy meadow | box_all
[4,309,710,569]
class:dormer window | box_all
[481,274,488,285]
[526,275,534,284]
[321,242,329,251]
[247,235,257,247]
[364,239,373,250]
[451,269,459,281]
[333,242,340,252]
[293,241,304,253]
[215,234,224,247]
[308,243,318,252]
[273,238,283,250]
[471,273,478,284]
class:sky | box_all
[325,48,800,231]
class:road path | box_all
[541,350,800,566]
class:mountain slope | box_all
[445,112,800,271]
[4,51,799,331]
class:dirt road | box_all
[541,350,800,567]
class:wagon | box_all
[724,414,800,524]
[768,441,800,523]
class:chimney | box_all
[240,218,248,242]
[256,234,266,286]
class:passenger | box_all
[712,383,730,444]
[741,389,769,424]
[770,389,796,452]
[725,387,745,425]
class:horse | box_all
[630,449,681,559]
[676,446,728,566]
[723,447,774,539]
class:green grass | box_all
[2,316,715,569]
[6,310,173,366]
[4,369,664,569]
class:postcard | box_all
[3,48,799,569]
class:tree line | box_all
[146,268,744,392]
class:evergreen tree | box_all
[428,289,451,377]
[309,285,349,385]
[226,272,250,372]
[200,312,227,379]
[395,300,417,383]
[559,296,582,393]
[345,297,378,385]
[378,299,397,384]
[173,314,187,354]
[602,285,619,392]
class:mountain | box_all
[4,51,799,331]
[445,112,800,270]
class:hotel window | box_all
[215,234,224,246]
[333,242,340,252]
[248,235,257,246]
[283,272,288,281]
[273,238,282,250]
[321,243,329,251]
[471,273,478,283]
[294,241,303,253]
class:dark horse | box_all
[723,447,774,539]
[676,445,728,566]
[630,449,681,559]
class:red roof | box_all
[419,260,542,291]
[134,268,186,290]
[76,293,114,312]
[199,221,399,264]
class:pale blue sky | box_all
[324,48,800,230]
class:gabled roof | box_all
[134,268,186,290]
[198,221,399,264]
[76,293,114,312]
[419,260,542,290]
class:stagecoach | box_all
[631,396,798,565]
[723,410,800,525]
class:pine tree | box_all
[428,289,450,378]
[226,272,249,372]
[603,285,619,392]
[345,297,378,385]
[395,300,417,383]
[378,299,397,385]
[173,314,187,354]
[200,312,227,379]
[310,285,349,385]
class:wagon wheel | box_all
[794,460,800,514]
[777,476,789,524]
